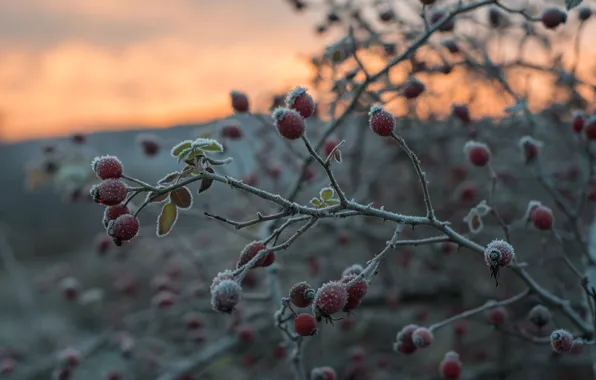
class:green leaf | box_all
[310,198,322,207]
[170,186,193,209]
[170,140,192,157]
[177,147,193,163]
[157,202,178,237]
[324,199,340,206]
[566,0,582,10]
[192,138,223,152]
[320,187,334,201]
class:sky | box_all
[1,0,595,143]
[0,0,325,142]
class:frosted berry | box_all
[518,136,542,164]
[211,278,242,313]
[452,104,470,124]
[231,91,249,113]
[550,329,574,353]
[439,351,462,380]
[102,204,130,228]
[579,7,592,21]
[484,239,515,268]
[341,274,368,312]
[394,324,419,355]
[313,281,348,321]
[92,155,123,180]
[294,313,318,336]
[289,282,315,308]
[485,306,508,325]
[210,270,235,292]
[528,304,551,328]
[402,77,425,99]
[237,241,275,269]
[530,204,554,230]
[107,214,140,245]
[310,366,336,380]
[572,111,585,133]
[90,179,128,206]
[463,141,490,166]
[286,86,316,119]
[412,327,434,348]
[541,8,567,29]
[341,264,363,277]
[368,105,395,137]
[272,108,305,140]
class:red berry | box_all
[457,182,476,203]
[138,135,160,156]
[0,358,15,375]
[72,133,86,144]
[484,239,515,268]
[368,105,395,136]
[106,370,122,380]
[311,366,336,380]
[572,112,585,133]
[585,116,596,139]
[439,351,462,379]
[184,312,204,330]
[528,304,551,328]
[274,343,287,359]
[237,323,255,344]
[412,327,433,348]
[294,313,317,336]
[452,104,471,124]
[286,86,316,119]
[92,155,123,180]
[323,139,339,157]
[211,277,241,314]
[107,214,140,244]
[90,179,128,206]
[272,108,305,140]
[95,234,112,255]
[550,329,574,353]
[60,277,80,301]
[231,91,249,113]
[395,324,419,355]
[341,274,368,312]
[59,347,80,367]
[541,8,567,29]
[313,281,348,320]
[221,124,243,139]
[485,306,508,325]
[402,77,425,99]
[463,141,490,166]
[530,204,554,230]
[454,321,467,336]
[237,241,274,268]
[103,204,130,228]
[152,290,175,309]
[518,136,541,163]
[290,282,315,308]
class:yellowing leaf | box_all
[157,202,178,237]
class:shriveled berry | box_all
[403,77,425,99]
[272,108,305,140]
[103,204,130,228]
[231,91,249,113]
[107,214,140,244]
[310,366,336,380]
[484,239,515,268]
[211,278,242,313]
[92,155,123,180]
[439,351,462,380]
[550,329,574,353]
[294,313,317,336]
[90,179,128,206]
[463,141,490,166]
[530,204,554,230]
[313,281,348,320]
[412,327,433,348]
[341,274,368,312]
[485,306,508,325]
[541,8,567,29]
[286,86,316,118]
[289,282,315,308]
[237,241,274,269]
[529,304,551,328]
[368,105,395,137]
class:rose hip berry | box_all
[211,277,242,314]
[95,234,112,255]
[294,313,318,336]
[341,274,368,312]
[313,281,348,322]
[572,111,585,133]
[550,329,574,353]
[231,91,249,113]
[485,306,508,325]
[221,124,243,139]
[541,8,567,29]
[92,155,123,180]
[237,241,275,269]
[394,324,419,355]
[310,366,337,380]
[102,204,130,228]
[184,312,204,330]
[138,134,160,156]
[402,77,425,99]
[412,327,434,348]
[518,136,542,164]
[289,282,316,308]
[90,179,128,206]
[484,239,515,285]
[439,351,462,380]
[585,116,596,140]
[530,204,554,230]
[286,86,316,119]
[368,105,396,137]
[452,104,470,124]
[272,108,305,140]
[528,304,551,328]
[463,141,490,166]
[107,214,140,245]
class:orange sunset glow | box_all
[1,0,596,143]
